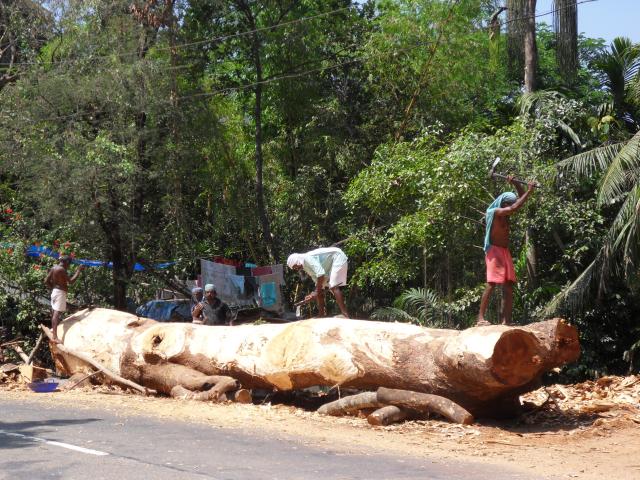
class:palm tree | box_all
[544,50,640,314]
[592,37,640,131]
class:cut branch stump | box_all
[367,406,409,426]
[376,387,474,425]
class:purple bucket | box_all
[28,381,59,393]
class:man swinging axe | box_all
[476,159,536,326]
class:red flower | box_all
[64,241,71,249]
[6,248,13,255]
[33,265,41,270]
[5,208,12,214]
[70,252,75,259]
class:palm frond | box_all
[594,37,640,89]
[517,90,565,117]
[395,287,439,310]
[557,119,582,150]
[542,185,640,316]
[597,132,640,205]
[619,185,640,274]
[558,142,626,176]
[541,257,599,317]
[373,288,445,327]
[371,307,420,324]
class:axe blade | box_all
[489,157,501,178]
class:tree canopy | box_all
[0,0,638,379]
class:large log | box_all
[50,308,579,416]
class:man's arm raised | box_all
[494,182,536,217]
[509,174,526,197]
[69,264,85,284]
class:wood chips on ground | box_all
[1,372,639,480]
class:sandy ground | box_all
[2,380,639,480]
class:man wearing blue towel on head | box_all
[477,176,535,327]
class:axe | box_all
[489,158,541,188]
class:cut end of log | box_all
[367,405,408,426]
[551,318,581,365]
[491,330,542,386]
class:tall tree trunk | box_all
[252,37,276,263]
[523,0,538,92]
[525,227,537,287]
[506,0,526,80]
[553,0,578,81]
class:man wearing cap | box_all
[44,255,85,343]
[190,287,203,317]
[477,177,535,326]
[192,284,232,326]
[287,247,350,318]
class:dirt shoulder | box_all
[2,376,639,480]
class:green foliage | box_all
[0,0,637,379]
[372,287,450,328]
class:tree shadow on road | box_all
[0,417,102,450]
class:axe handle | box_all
[294,297,314,307]
[492,172,541,188]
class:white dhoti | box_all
[51,288,67,313]
[328,262,348,288]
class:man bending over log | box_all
[287,247,350,318]
[44,255,85,343]
[477,177,535,326]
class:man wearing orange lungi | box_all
[476,177,535,326]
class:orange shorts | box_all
[486,246,516,284]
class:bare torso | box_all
[490,215,510,248]
[48,265,70,291]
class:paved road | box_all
[0,399,540,480]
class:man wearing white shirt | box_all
[287,247,349,318]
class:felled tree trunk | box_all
[50,308,579,416]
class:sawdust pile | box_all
[520,375,640,426]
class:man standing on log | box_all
[44,255,85,343]
[477,177,535,326]
[287,247,350,318]
[192,284,232,326]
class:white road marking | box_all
[0,429,109,456]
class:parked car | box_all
[136,299,192,323]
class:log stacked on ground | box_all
[50,308,579,416]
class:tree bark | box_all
[367,406,408,426]
[236,0,276,263]
[317,392,383,416]
[523,0,538,93]
[50,308,579,417]
[376,387,473,424]
[41,324,152,395]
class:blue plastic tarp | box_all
[25,245,173,271]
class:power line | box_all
[4,2,603,128]
[0,6,353,67]
[0,39,430,134]
[499,0,599,28]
